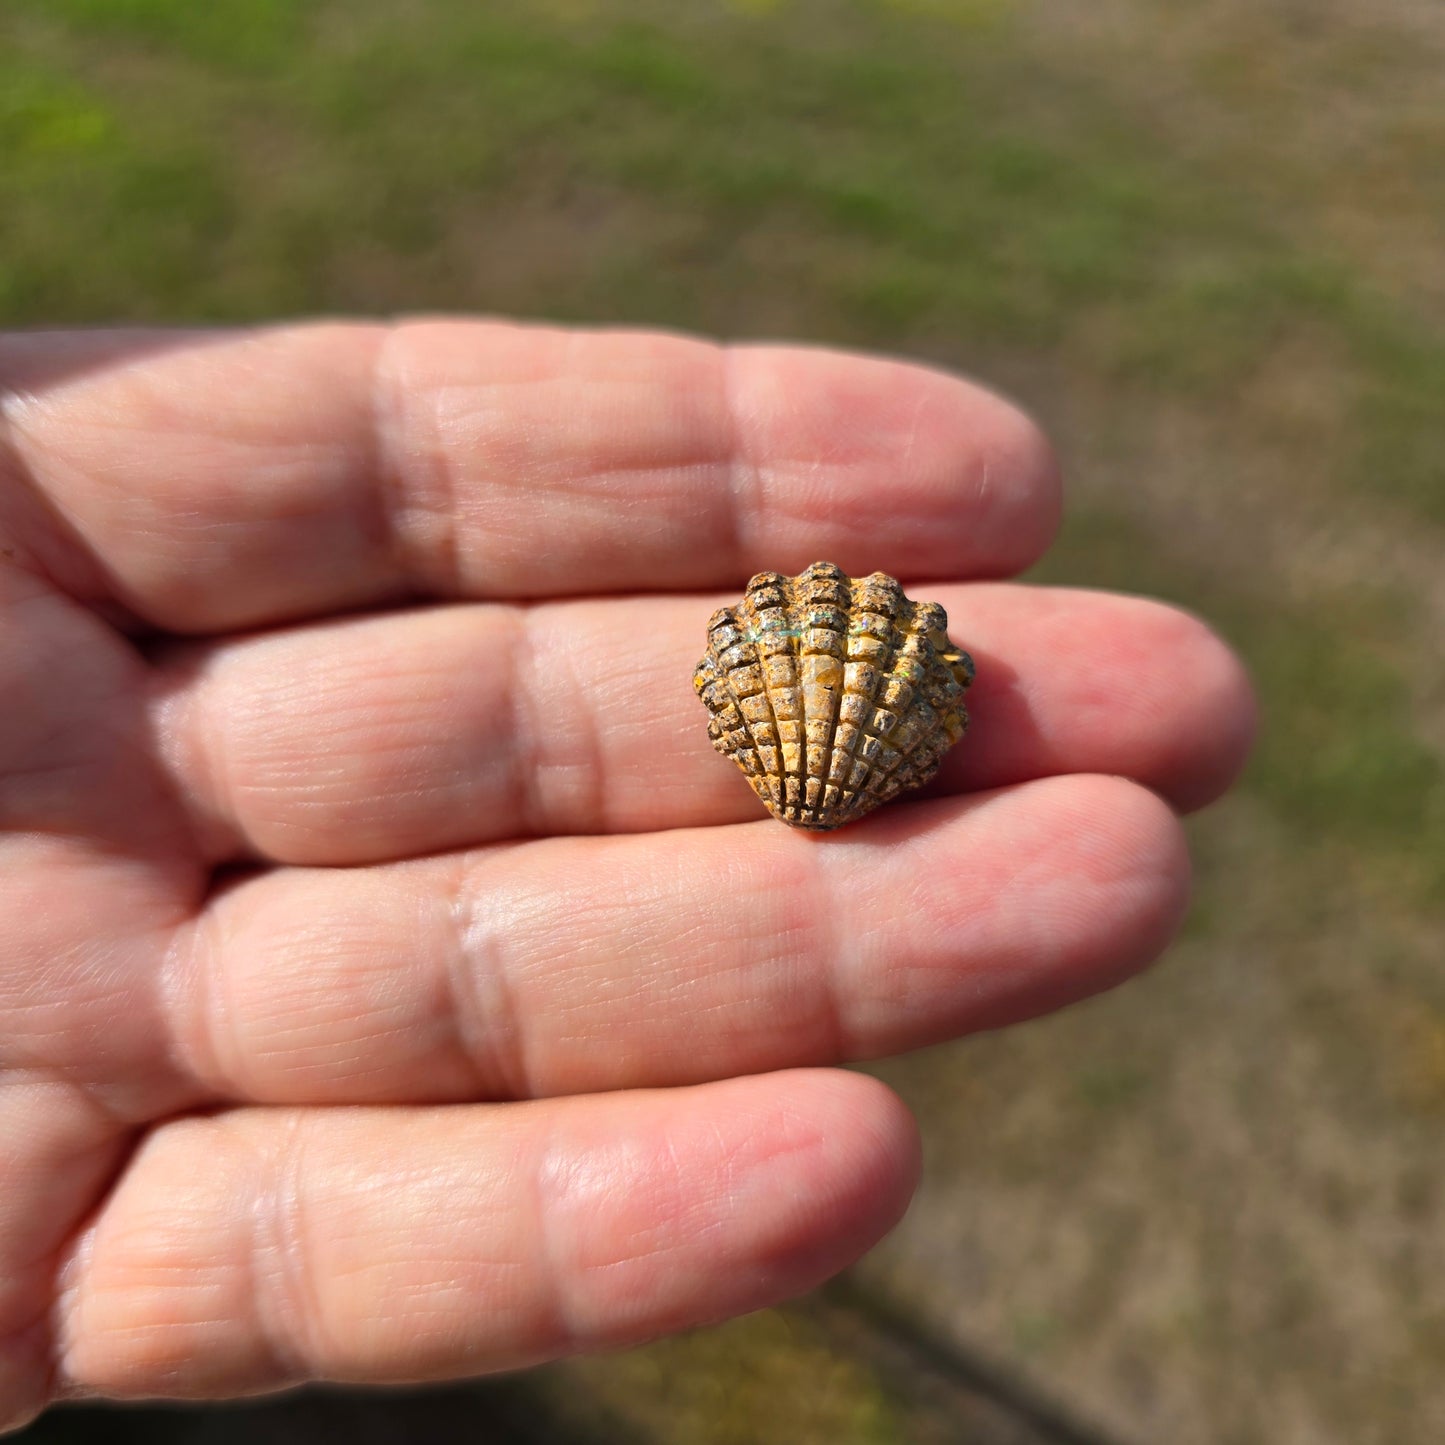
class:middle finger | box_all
[150,586,1253,865]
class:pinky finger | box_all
[55,1071,918,1400]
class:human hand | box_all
[0,321,1254,1426]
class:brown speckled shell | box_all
[694,562,975,830]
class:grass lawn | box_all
[3,2,1442,1442]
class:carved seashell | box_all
[694,562,974,830]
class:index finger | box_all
[0,320,1060,632]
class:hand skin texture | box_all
[0,321,1255,1428]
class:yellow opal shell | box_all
[694,562,974,829]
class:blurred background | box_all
[3,1,1442,1441]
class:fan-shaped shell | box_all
[693,562,975,830]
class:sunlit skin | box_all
[0,320,1255,1428]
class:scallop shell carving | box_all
[694,562,975,830]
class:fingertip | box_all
[832,775,1193,1042]
[963,398,1064,578]
[1156,611,1259,812]
[1013,772,1192,1005]
[696,1070,921,1313]
[786,1068,922,1231]
[1071,774,1194,981]
[951,588,1256,812]
[894,367,1063,580]
[542,1071,921,1348]
[1090,598,1258,813]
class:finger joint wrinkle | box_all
[366,322,461,599]
[248,1114,335,1383]
[719,345,766,578]
[445,854,533,1101]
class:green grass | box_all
[547,1309,907,1445]
[8,0,308,68]
[3,0,1443,522]
[3,2,1444,1441]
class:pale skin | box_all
[0,320,1256,1428]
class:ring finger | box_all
[162,775,1189,1105]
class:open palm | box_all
[0,321,1253,1427]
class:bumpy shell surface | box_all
[693,562,975,829]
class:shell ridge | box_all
[792,565,846,825]
[856,598,935,809]
[828,726,861,823]
[830,672,874,822]
[703,605,770,811]
[694,635,734,765]
[855,629,901,811]
[734,582,796,818]
[879,609,970,788]
[768,582,802,819]
[885,603,943,786]
[749,594,790,818]
[814,572,849,826]
[723,600,779,814]
[829,602,893,824]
